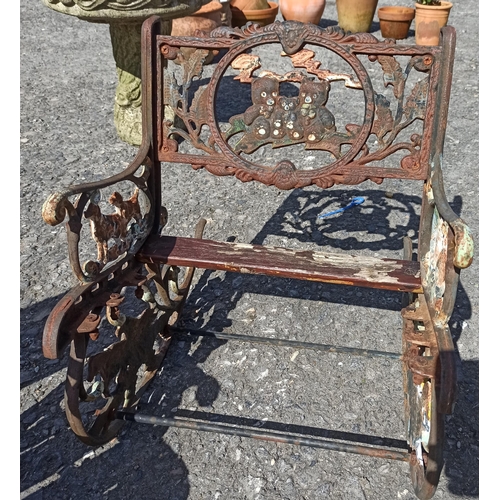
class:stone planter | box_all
[42,0,211,146]
[378,6,415,39]
[415,1,453,46]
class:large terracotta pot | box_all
[171,1,223,62]
[336,0,379,33]
[171,0,223,37]
[230,0,279,27]
[378,6,415,40]
[414,1,452,46]
[279,0,325,25]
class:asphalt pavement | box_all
[20,1,479,498]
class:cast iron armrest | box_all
[41,143,156,283]
[418,156,474,414]
[430,154,474,270]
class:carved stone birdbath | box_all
[42,0,210,146]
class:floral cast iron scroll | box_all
[159,21,441,190]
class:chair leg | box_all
[401,236,445,500]
[62,219,207,446]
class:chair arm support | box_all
[40,144,156,283]
[430,155,474,269]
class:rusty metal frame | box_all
[39,16,474,500]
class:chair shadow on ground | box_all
[20,188,477,498]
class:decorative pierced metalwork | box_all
[160,21,439,189]
[42,157,154,283]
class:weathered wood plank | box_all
[137,235,423,293]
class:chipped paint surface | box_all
[422,208,448,308]
[139,235,422,291]
[450,219,474,269]
[354,267,399,284]
[233,243,255,250]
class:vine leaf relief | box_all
[163,48,216,154]
[161,34,434,181]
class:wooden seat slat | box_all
[137,234,422,293]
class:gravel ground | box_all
[20,0,479,499]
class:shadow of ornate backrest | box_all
[156,21,443,190]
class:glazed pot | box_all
[279,0,326,25]
[336,0,379,33]
[378,6,415,39]
[230,0,279,27]
[414,1,452,46]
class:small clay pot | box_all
[230,0,279,27]
[230,0,269,10]
[171,1,223,37]
[378,6,415,40]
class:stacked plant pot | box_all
[229,0,279,27]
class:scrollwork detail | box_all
[160,21,440,188]
[41,157,154,283]
[42,192,77,226]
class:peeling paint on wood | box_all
[137,235,423,292]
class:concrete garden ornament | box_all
[42,0,212,146]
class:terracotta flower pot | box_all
[171,1,223,63]
[230,0,269,9]
[336,0,379,33]
[378,6,415,40]
[414,1,453,46]
[279,0,326,25]
[230,0,279,27]
[171,1,223,36]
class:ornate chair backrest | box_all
[142,18,455,193]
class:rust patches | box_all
[421,209,448,307]
[41,192,76,226]
[401,295,439,385]
[84,188,142,267]
[106,293,125,308]
[231,53,261,82]
[77,313,101,335]
[116,411,410,462]
[408,355,438,384]
[287,49,362,89]
[42,296,73,360]
[160,43,179,61]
